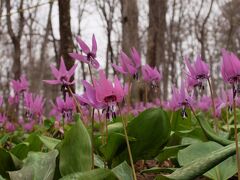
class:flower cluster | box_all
[1,34,240,133]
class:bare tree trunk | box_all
[95,0,117,77]
[39,1,54,82]
[58,0,75,92]
[0,0,4,34]
[121,0,139,102]
[6,0,24,79]
[195,0,213,60]
[26,1,39,92]
[147,0,167,99]
[121,0,139,53]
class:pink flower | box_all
[23,121,35,132]
[43,57,77,86]
[24,93,45,120]
[168,81,193,117]
[11,75,29,94]
[221,49,240,83]
[185,56,209,89]
[5,122,16,132]
[93,70,128,119]
[221,49,240,98]
[76,80,104,109]
[112,48,141,79]
[8,95,19,106]
[70,34,99,69]
[197,95,211,112]
[50,95,75,122]
[215,88,234,116]
[142,64,162,88]
[0,114,7,127]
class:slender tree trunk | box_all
[121,0,139,102]
[58,0,75,92]
[121,0,139,53]
[6,0,24,80]
[147,0,167,99]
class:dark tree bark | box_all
[6,0,24,80]
[147,0,167,99]
[120,0,140,102]
[58,0,75,92]
[121,0,139,53]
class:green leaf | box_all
[195,114,233,146]
[156,144,190,163]
[59,115,92,176]
[11,142,29,160]
[178,141,237,180]
[114,108,171,164]
[171,109,193,131]
[158,143,237,180]
[0,148,16,178]
[98,124,135,162]
[0,135,9,146]
[9,150,58,180]
[107,122,123,134]
[38,135,61,150]
[44,118,55,129]
[59,169,116,180]
[176,127,208,142]
[26,133,42,151]
[0,175,6,180]
[94,154,105,168]
[100,133,125,161]
[112,161,133,180]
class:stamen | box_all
[228,106,233,114]
[233,84,237,99]
[237,81,240,95]
[181,106,188,119]
[133,73,138,80]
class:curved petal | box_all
[69,53,89,63]
[91,58,100,69]
[125,62,137,75]
[50,65,60,79]
[76,36,90,54]
[59,57,67,74]
[184,57,196,78]
[92,34,97,54]
[68,63,78,77]
[131,47,141,68]
[141,65,150,81]
[113,76,124,102]
[112,64,127,74]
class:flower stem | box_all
[88,65,107,143]
[88,65,94,84]
[233,98,240,179]
[207,78,218,133]
[119,105,137,180]
[127,80,132,116]
[105,118,108,144]
[91,108,95,170]
[67,86,83,117]
[97,110,104,145]
[170,111,174,127]
[226,107,229,132]
[144,85,148,105]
